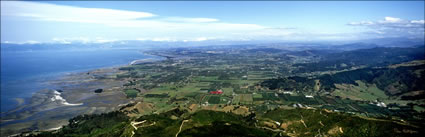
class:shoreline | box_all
[1,51,164,113]
[0,52,165,136]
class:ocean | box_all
[1,47,155,113]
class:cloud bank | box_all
[348,17,425,39]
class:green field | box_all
[207,95,221,104]
[332,80,388,101]
[233,94,253,105]
[124,89,139,98]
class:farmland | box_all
[20,45,425,137]
[112,46,425,121]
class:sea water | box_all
[1,48,156,113]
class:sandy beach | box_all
[0,66,134,136]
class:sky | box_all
[1,1,424,44]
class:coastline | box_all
[2,50,164,112]
[0,51,165,136]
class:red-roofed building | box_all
[209,89,223,94]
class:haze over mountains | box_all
[2,37,424,52]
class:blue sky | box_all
[1,1,424,44]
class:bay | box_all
[1,48,155,112]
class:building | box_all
[210,89,223,94]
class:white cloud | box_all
[349,17,424,28]
[51,37,119,44]
[348,21,374,26]
[2,40,41,45]
[1,1,270,42]
[347,17,424,39]
[411,20,425,24]
[52,37,90,44]
[1,1,155,24]
[194,37,209,41]
[151,37,178,42]
[383,16,402,23]
[165,17,219,23]
[0,1,258,31]
[135,37,214,42]
[52,38,72,44]
[184,37,216,42]
[23,40,41,44]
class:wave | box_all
[51,90,83,106]
[46,126,62,131]
[130,58,160,65]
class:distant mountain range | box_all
[1,37,423,52]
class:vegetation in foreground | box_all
[26,108,422,137]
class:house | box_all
[210,89,223,94]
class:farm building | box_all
[209,89,223,94]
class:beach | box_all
[0,66,132,136]
[0,49,164,136]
